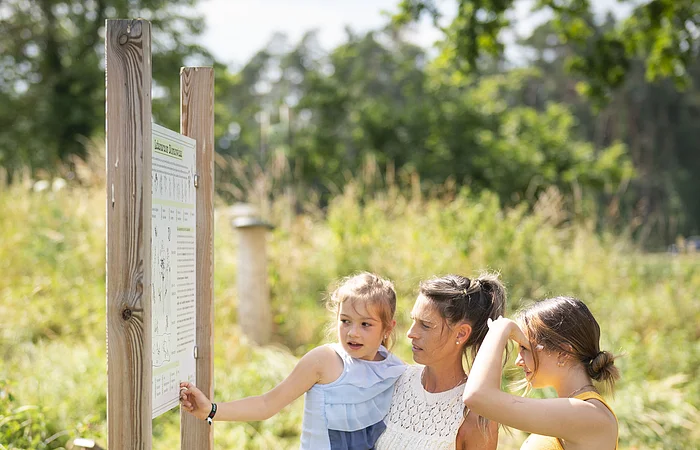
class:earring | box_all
[557,361,564,367]
[456,341,460,345]
[384,335,388,340]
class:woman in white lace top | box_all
[375,273,506,450]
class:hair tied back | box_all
[464,279,482,296]
[589,351,606,366]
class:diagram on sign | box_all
[152,223,172,368]
[151,167,195,203]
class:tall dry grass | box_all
[1,155,698,449]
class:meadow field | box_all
[1,179,699,449]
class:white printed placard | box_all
[151,123,197,419]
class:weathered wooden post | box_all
[232,204,274,345]
[106,18,153,449]
[180,66,215,450]
[107,18,214,450]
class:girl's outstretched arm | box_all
[462,318,613,445]
[181,345,340,422]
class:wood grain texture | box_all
[106,19,153,450]
[180,67,215,450]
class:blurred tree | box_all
[211,31,324,201]
[0,0,211,179]
[394,0,700,101]
[231,27,632,206]
[393,1,700,243]
[517,18,700,244]
[291,28,433,192]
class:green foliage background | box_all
[2,0,700,448]
[2,0,700,246]
[1,173,698,449]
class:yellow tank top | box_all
[520,391,618,450]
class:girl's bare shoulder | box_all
[307,344,344,384]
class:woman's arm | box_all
[180,345,340,422]
[462,318,613,444]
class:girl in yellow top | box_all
[462,297,619,450]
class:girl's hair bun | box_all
[587,350,619,385]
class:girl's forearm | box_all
[215,395,274,422]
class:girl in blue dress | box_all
[180,272,406,449]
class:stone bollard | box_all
[231,203,274,345]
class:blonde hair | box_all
[326,272,398,349]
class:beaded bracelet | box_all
[206,403,217,425]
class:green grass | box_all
[1,181,698,449]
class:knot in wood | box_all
[121,308,133,321]
[118,34,128,45]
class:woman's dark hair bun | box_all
[587,350,619,384]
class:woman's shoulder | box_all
[386,364,423,397]
[575,392,618,425]
[394,364,422,384]
[581,397,618,437]
[568,392,618,448]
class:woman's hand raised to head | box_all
[179,381,212,421]
[487,316,529,349]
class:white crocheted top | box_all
[376,365,466,450]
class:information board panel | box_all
[151,123,197,419]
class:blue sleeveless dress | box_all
[299,343,406,450]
